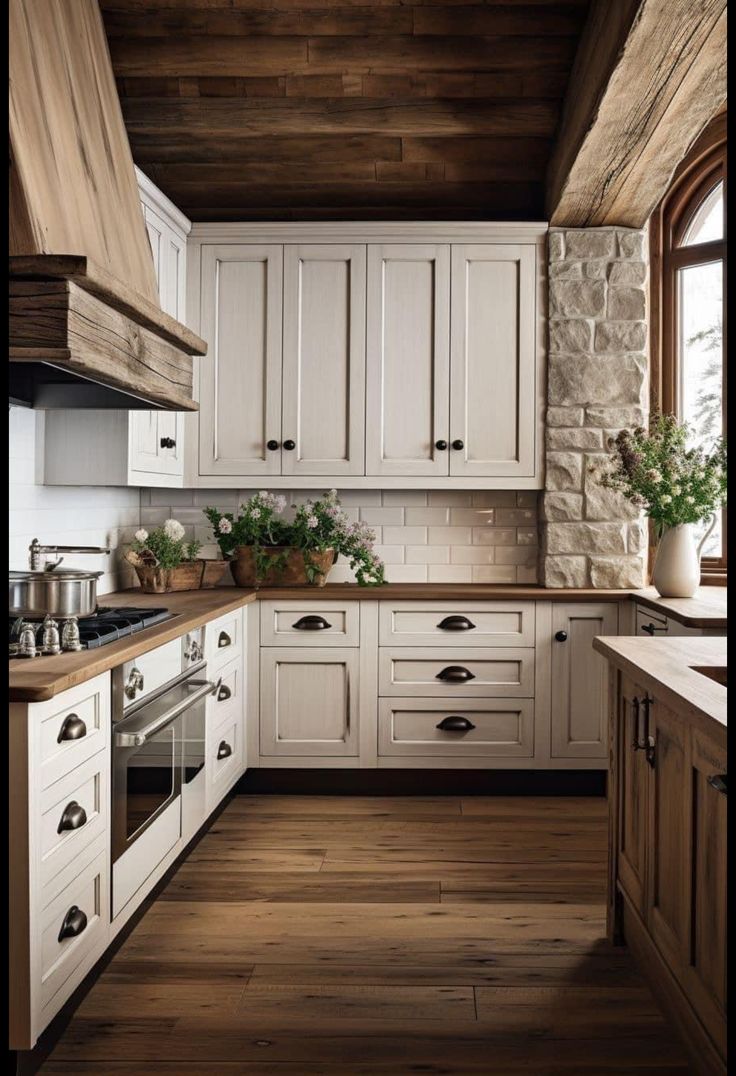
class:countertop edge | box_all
[632,589,727,628]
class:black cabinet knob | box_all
[452,439,464,450]
[217,740,233,760]
[436,665,476,683]
[217,684,232,702]
[57,713,87,744]
[436,715,476,732]
[266,440,280,451]
[292,615,332,631]
[435,440,448,451]
[555,630,568,642]
[437,615,476,631]
[160,437,176,449]
[283,439,296,450]
[58,905,88,943]
[57,801,88,834]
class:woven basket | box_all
[229,546,335,588]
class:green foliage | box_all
[592,413,727,534]
[129,520,201,569]
[204,490,385,587]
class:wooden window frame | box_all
[649,111,727,583]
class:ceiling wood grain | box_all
[101,0,591,220]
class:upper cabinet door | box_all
[199,245,283,477]
[450,244,537,478]
[282,245,366,476]
[366,244,450,477]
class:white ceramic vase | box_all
[651,518,715,598]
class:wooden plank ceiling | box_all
[101,0,591,221]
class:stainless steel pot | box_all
[9,568,104,619]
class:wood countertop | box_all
[631,586,727,628]
[8,582,723,703]
[593,635,727,744]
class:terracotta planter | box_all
[229,546,335,588]
[132,560,205,594]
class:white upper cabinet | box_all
[189,223,545,489]
[198,245,283,477]
[366,244,450,477]
[450,244,537,479]
[282,245,366,476]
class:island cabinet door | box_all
[616,677,651,919]
[646,699,691,986]
[683,728,727,1055]
[282,245,366,476]
[365,244,450,477]
[449,244,537,479]
[260,648,359,757]
[198,244,283,477]
[550,603,618,758]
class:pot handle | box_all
[696,515,717,561]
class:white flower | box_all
[258,491,268,499]
[671,485,681,496]
[164,518,185,541]
[134,528,148,543]
[250,507,261,520]
[218,518,232,534]
[646,469,662,484]
[274,495,287,514]
[306,514,319,528]
[660,494,672,505]
[685,495,696,504]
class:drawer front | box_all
[207,712,244,812]
[38,752,109,893]
[40,848,109,1012]
[38,674,110,790]
[208,657,244,728]
[260,601,360,647]
[379,698,534,758]
[205,610,243,670]
[121,638,183,710]
[378,647,534,697]
[635,606,668,637]
[379,602,535,648]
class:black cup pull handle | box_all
[217,740,233,760]
[437,615,476,631]
[58,905,88,943]
[708,774,727,795]
[436,716,476,732]
[57,713,87,744]
[436,666,476,683]
[218,631,231,648]
[217,684,232,702]
[57,801,88,834]
[292,615,332,631]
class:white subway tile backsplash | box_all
[449,507,494,526]
[383,565,428,583]
[428,491,471,506]
[373,545,405,564]
[428,564,472,583]
[382,490,427,506]
[495,508,537,525]
[406,545,450,564]
[404,507,450,526]
[471,492,517,507]
[495,546,537,566]
[428,526,472,546]
[471,566,517,583]
[382,525,427,545]
[472,528,518,546]
[450,546,495,565]
[359,507,404,525]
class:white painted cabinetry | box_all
[43,168,190,487]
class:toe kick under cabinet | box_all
[251,599,619,770]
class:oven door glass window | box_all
[122,726,179,841]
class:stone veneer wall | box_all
[541,227,648,589]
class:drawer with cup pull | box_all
[38,751,108,892]
[378,647,535,697]
[378,698,534,758]
[206,714,244,812]
[260,601,359,647]
[38,672,110,790]
[635,606,669,637]
[39,847,109,1013]
[208,658,243,727]
[379,603,535,648]
[205,610,243,670]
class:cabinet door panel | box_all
[450,244,536,478]
[551,603,618,758]
[617,678,649,917]
[199,245,282,476]
[366,244,450,477]
[260,648,358,757]
[282,245,366,475]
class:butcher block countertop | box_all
[593,635,727,743]
[8,582,721,703]
[631,585,727,628]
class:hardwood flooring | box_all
[40,795,692,1075]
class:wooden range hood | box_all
[9,0,206,411]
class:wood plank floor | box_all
[40,795,692,1075]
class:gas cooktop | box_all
[9,606,177,652]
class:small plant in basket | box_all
[125,519,205,593]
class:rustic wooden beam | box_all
[546,0,727,227]
[10,280,198,412]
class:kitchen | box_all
[8,1,727,1073]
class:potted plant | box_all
[203,490,385,587]
[125,519,227,592]
[592,413,727,597]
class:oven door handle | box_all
[114,677,222,747]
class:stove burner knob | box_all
[124,666,144,699]
[185,637,203,663]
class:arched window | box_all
[650,112,726,577]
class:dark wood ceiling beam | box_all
[546,0,727,227]
[127,133,404,164]
[101,0,589,11]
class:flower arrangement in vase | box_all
[203,490,385,587]
[593,413,727,597]
[125,519,227,592]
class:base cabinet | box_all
[550,603,618,759]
